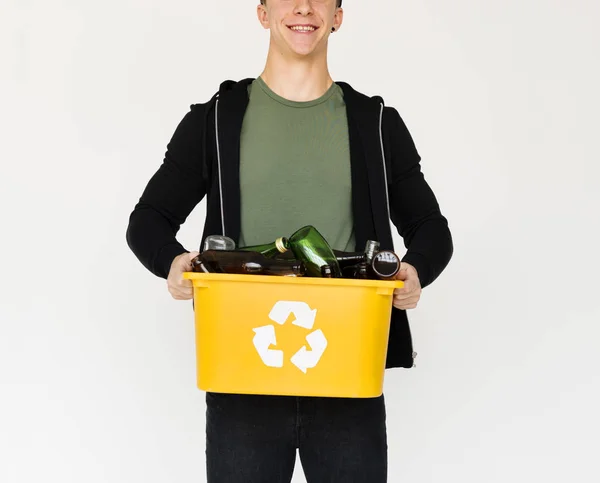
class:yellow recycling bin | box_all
[182,272,404,398]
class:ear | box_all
[257,4,270,29]
[332,7,343,32]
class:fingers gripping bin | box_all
[182,273,404,398]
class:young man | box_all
[126,0,453,481]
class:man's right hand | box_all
[167,251,200,300]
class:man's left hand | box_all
[393,262,422,310]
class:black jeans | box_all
[205,392,387,483]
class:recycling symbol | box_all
[252,301,328,373]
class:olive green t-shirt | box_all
[237,77,355,252]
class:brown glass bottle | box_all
[340,251,401,280]
[334,251,366,270]
[342,263,357,278]
[370,250,401,279]
[192,250,305,277]
[342,262,370,279]
[354,262,370,279]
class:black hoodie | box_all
[126,78,453,369]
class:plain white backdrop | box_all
[1,0,599,481]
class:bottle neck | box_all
[275,237,289,253]
[355,262,370,279]
[262,259,305,277]
[363,240,380,262]
[333,250,366,268]
[239,237,290,257]
[320,264,333,278]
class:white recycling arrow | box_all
[290,329,328,374]
[269,301,317,329]
[252,325,283,368]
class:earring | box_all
[331,27,336,32]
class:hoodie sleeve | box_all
[383,106,453,289]
[126,104,208,279]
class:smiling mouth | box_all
[288,25,318,33]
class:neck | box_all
[259,44,334,102]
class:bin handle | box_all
[376,281,404,296]
[183,272,210,288]
[191,282,210,289]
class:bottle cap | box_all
[295,262,307,277]
[275,237,289,253]
[320,265,333,278]
[203,235,236,252]
[355,262,369,279]
[364,240,380,262]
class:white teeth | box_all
[290,26,315,32]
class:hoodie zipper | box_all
[378,103,391,221]
[380,102,418,368]
[215,98,226,236]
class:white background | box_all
[1,0,599,481]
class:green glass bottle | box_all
[238,237,290,257]
[288,225,342,278]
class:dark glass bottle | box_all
[334,251,365,270]
[354,262,370,279]
[320,265,334,278]
[340,251,401,280]
[342,264,357,278]
[370,250,401,279]
[333,240,381,270]
[342,262,370,279]
[192,250,305,277]
[288,225,342,278]
[238,237,290,257]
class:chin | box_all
[290,46,316,57]
[285,40,323,58]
